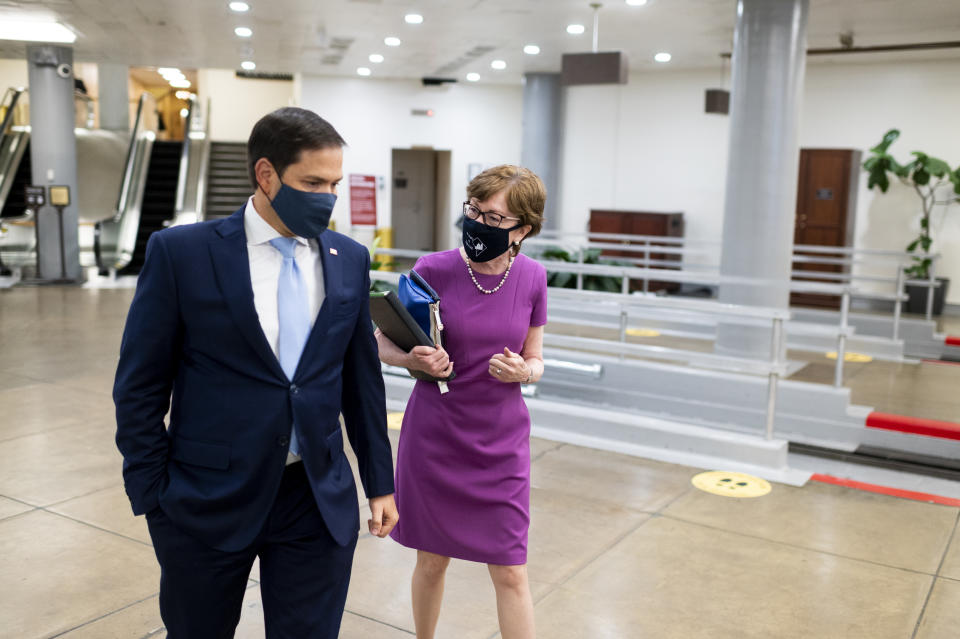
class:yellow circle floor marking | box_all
[626,328,662,338]
[825,351,873,363]
[691,471,772,498]
[387,412,404,431]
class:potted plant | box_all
[864,129,960,315]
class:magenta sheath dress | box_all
[389,249,548,565]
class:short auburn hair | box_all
[466,165,545,243]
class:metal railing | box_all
[373,247,864,389]
[526,231,943,322]
[369,266,790,440]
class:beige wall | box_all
[0,58,28,90]
[196,68,295,142]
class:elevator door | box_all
[391,149,436,253]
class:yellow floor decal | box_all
[387,412,404,431]
[625,328,662,338]
[691,471,772,498]
[825,351,873,363]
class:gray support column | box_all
[715,0,809,357]
[521,73,562,231]
[27,44,81,281]
[97,62,130,131]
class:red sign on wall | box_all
[349,174,377,226]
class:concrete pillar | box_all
[97,62,129,131]
[521,73,562,231]
[27,44,81,281]
[715,0,809,357]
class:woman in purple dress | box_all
[375,165,547,639]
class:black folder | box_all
[369,290,432,352]
[369,290,455,382]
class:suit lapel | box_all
[209,209,287,381]
[294,231,346,378]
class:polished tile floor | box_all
[1,286,959,638]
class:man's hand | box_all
[368,494,399,538]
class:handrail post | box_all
[765,317,784,441]
[925,256,937,320]
[642,240,650,294]
[576,246,584,290]
[621,267,629,295]
[834,290,850,388]
[892,265,904,340]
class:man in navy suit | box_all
[114,107,398,638]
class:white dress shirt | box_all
[244,196,325,463]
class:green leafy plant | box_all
[367,236,398,294]
[864,129,960,279]
[541,247,629,293]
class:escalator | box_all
[117,140,181,274]
[205,141,249,219]
[0,140,31,220]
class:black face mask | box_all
[461,215,521,262]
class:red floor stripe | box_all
[866,412,960,441]
[811,473,960,507]
[946,335,960,347]
[923,359,960,366]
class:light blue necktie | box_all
[270,237,311,456]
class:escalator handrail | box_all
[115,93,155,218]
[173,96,195,215]
[0,87,25,146]
[95,92,156,271]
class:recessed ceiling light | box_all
[567,24,585,35]
[175,90,192,100]
[369,54,384,63]
[241,60,256,70]
[404,13,423,24]
[384,36,401,46]
[234,26,252,37]
[490,59,506,70]
[523,44,540,55]
[357,67,372,76]
[654,52,672,62]
[0,20,76,43]
[180,108,189,118]
[170,79,192,88]
[229,1,250,12]
[626,0,648,5]
[466,72,480,82]
[158,67,180,76]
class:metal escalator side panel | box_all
[96,134,154,272]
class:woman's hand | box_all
[409,344,453,378]
[489,347,530,383]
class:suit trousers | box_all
[145,462,358,639]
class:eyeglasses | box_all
[463,200,521,229]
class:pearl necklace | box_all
[467,256,514,294]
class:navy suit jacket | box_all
[114,207,394,552]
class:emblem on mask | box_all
[466,233,486,255]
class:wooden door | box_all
[588,210,683,293]
[790,149,860,309]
